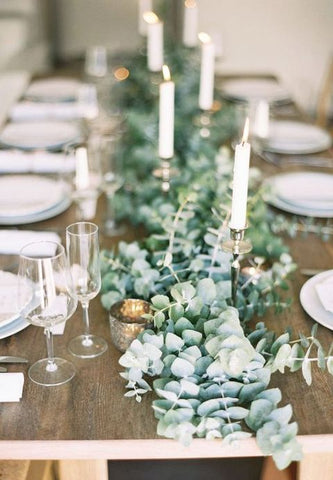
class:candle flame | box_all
[113,67,129,81]
[185,0,197,8]
[241,117,250,144]
[143,11,159,24]
[198,32,211,44]
[162,65,171,81]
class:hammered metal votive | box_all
[109,299,153,352]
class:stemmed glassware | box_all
[18,241,77,386]
[66,221,108,358]
[92,134,125,236]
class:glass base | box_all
[28,357,76,387]
[102,219,127,237]
[68,334,108,358]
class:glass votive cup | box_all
[109,299,153,352]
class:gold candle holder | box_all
[109,299,153,352]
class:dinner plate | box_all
[300,270,333,331]
[0,175,66,217]
[264,120,332,154]
[218,78,291,104]
[0,271,32,328]
[264,172,333,218]
[0,121,81,151]
[24,78,81,103]
[0,315,30,340]
[0,195,71,225]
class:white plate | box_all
[0,315,30,339]
[0,195,71,225]
[0,175,66,217]
[264,121,332,154]
[24,78,81,103]
[219,78,291,104]
[0,121,81,150]
[264,172,333,218]
[300,270,333,331]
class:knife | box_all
[0,356,28,363]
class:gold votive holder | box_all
[109,299,153,352]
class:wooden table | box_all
[0,143,332,480]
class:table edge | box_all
[0,435,332,459]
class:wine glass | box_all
[63,142,102,221]
[90,133,125,236]
[18,241,77,386]
[66,221,108,358]
[84,45,108,80]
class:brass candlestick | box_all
[153,158,179,193]
[222,227,252,307]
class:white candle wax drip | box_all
[229,118,251,230]
[144,12,164,72]
[198,32,215,111]
[183,0,199,47]
[159,65,175,159]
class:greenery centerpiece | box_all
[99,40,333,469]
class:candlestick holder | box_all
[193,102,222,139]
[153,158,179,193]
[222,226,252,307]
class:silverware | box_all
[0,367,7,372]
[0,356,28,363]
[257,151,333,168]
[300,268,326,277]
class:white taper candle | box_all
[138,0,152,36]
[183,0,199,47]
[198,32,215,110]
[159,65,175,159]
[229,118,251,230]
[144,12,164,72]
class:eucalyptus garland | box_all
[100,43,333,469]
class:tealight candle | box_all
[229,118,251,230]
[198,32,215,110]
[138,0,152,36]
[144,12,164,72]
[183,0,199,48]
[159,65,175,159]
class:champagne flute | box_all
[66,221,108,358]
[18,241,77,386]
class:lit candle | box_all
[159,65,175,159]
[138,0,152,36]
[183,0,199,48]
[198,32,215,110]
[144,12,164,72]
[229,118,251,230]
[75,146,89,190]
[253,100,270,139]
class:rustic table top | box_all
[0,107,332,459]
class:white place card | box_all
[0,372,24,402]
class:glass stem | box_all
[45,328,57,372]
[106,193,115,226]
[81,301,93,347]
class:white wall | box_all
[55,0,332,114]
[198,0,333,114]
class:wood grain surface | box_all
[0,137,332,459]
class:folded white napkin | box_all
[0,372,24,402]
[10,101,98,122]
[0,230,61,255]
[0,150,75,173]
[315,275,333,313]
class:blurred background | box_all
[0,0,332,116]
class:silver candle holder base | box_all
[153,158,179,193]
[222,227,252,307]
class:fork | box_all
[257,150,333,168]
